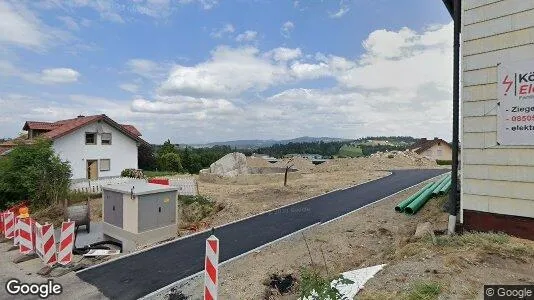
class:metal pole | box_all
[448,0,461,235]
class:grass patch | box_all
[338,145,364,158]
[67,191,101,205]
[144,171,181,178]
[178,195,224,225]
[404,281,442,300]
[424,232,534,261]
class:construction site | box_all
[2,0,534,299]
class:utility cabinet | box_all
[102,182,179,253]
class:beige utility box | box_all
[102,182,179,253]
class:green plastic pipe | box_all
[433,174,451,195]
[405,183,436,215]
[431,175,450,196]
[437,178,451,195]
[439,178,452,194]
[394,182,433,212]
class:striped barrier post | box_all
[34,222,44,260]
[0,211,4,235]
[40,223,57,266]
[18,218,34,255]
[3,212,15,239]
[57,220,75,265]
[13,216,21,247]
[204,235,219,300]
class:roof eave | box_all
[442,0,454,19]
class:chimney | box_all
[434,137,439,140]
[77,115,85,118]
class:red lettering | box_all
[520,85,529,95]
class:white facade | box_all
[53,121,139,179]
[461,0,534,220]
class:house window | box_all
[101,133,112,145]
[437,149,443,156]
[85,133,96,145]
[100,159,110,171]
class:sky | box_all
[0,0,454,144]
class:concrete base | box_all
[0,237,11,243]
[103,222,177,253]
[7,245,18,251]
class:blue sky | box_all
[0,0,453,144]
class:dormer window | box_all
[85,133,96,145]
[101,133,112,145]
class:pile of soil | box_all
[246,156,274,168]
[316,151,438,173]
[273,157,315,172]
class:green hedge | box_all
[436,160,452,165]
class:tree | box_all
[138,143,156,170]
[158,139,178,156]
[157,152,183,172]
[0,139,72,210]
[284,158,294,187]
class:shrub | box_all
[0,139,71,210]
[121,169,145,179]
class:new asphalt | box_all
[76,169,448,299]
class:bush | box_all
[121,169,145,179]
[436,160,452,165]
[157,152,183,172]
[178,195,224,224]
[0,139,71,210]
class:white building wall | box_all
[53,122,139,179]
[462,0,534,219]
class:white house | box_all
[1,114,145,180]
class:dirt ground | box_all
[196,152,443,230]
[173,180,534,300]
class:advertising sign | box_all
[498,60,534,145]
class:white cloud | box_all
[0,2,68,49]
[57,16,79,30]
[281,21,294,38]
[178,0,218,10]
[210,23,235,38]
[126,58,165,78]
[329,0,350,19]
[158,46,289,97]
[0,61,80,84]
[235,30,257,43]
[265,47,302,62]
[134,0,173,18]
[40,68,80,83]
[119,83,140,93]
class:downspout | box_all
[447,0,461,235]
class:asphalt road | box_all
[77,169,447,299]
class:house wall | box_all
[461,0,534,238]
[53,121,138,179]
[420,143,453,161]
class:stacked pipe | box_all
[395,173,451,215]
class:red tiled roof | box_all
[0,147,12,155]
[121,124,142,136]
[23,121,61,131]
[13,114,146,144]
[414,138,451,154]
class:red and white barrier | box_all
[3,212,14,239]
[34,222,44,260]
[40,224,57,266]
[13,216,21,247]
[204,235,219,300]
[18,218,34,254]
[57,220,75,265]
[0,212,4,234]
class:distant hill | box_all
[190,136,353,149]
